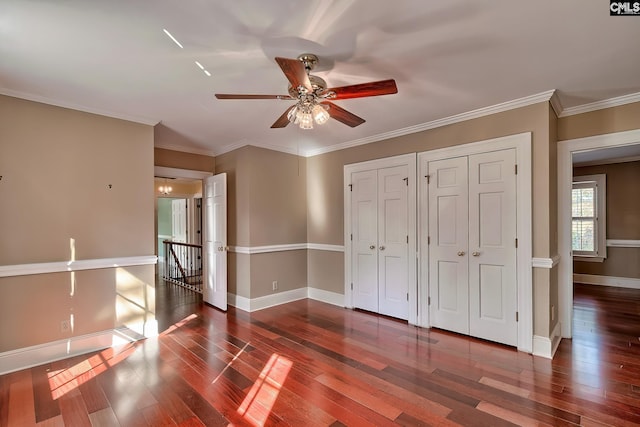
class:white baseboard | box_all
[0,328,144,375]
[532,321,562,359]
[228,286,345,312]
[307,287,345,307]
[574,273,640,289]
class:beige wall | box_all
[0,95,155,352]
[215,146,307,298]
[558,102,640,141]
[573,161,640,279]
[154,147,215,172]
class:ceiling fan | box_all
[214,54,398,129]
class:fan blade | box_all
[215,94,292,100]
[271,106,294,128]
[326,79,398,100]
[275,57,312,93]
[324,102,365,127]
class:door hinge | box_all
[350,233,353,241]
[425,174,430,184]
[348,184,353,191]
[407,293,409,301]
[428,236,431,245]
[515,238,518,248]
[428,296,431,306]
[516,311,519,322]
[515,164,518,175]
[403,177,408,186]
[406,235,409,244]
[351,283,353,290]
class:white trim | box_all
[607,239,640,248]
[343,153,418,325]
[227,293,251,312]
[307,243,345,252]
[154,166,213,180]
[0,255,157,278]
[0,88,159,126]
[549,91,564,118]
[532,255,561,269]
[574,274,640,290]
[0,328,143,375]
[227,288,308,312]
[532,321,562,359]
[559,92,640,118]
[306,91,554,157]
[573,155,640,167]
[229,243,345,254]
[418,132,533,353]
[229,244,307,255]
[307,287,345,307]
[558,129,640,339]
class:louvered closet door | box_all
[428,156,470,334]
[468,149,517,346]
[351,169,379,313]
[377,165,409,320]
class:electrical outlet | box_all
[272,281,278,291]
[61,320,70,333]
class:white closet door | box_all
[351,169,379,312]
[468,149,517,346]
[377,165,409,320]
[428,156,469,334]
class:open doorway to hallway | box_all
[155,177,203,292]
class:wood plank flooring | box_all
[2,282,640,426]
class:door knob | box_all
[369,245,376,250]
[379,245,386,251]
[457,251,465,256]
[472,251,480,257]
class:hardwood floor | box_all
[2,282,640,426]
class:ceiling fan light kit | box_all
[215,53,398,129]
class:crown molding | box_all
[549,91,564,118]
[304,90,556,157]
[559,91,640,118]
[0,88,159,126]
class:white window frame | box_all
[572,174,606,262]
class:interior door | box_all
[468,149,517,345]
[171,199,187,242]
[428,156,469,334]
[377,165,409,319]
[351,169,379,312]
[204,173,227,311]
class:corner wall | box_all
[0,95,155,360]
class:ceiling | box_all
[2,1,640,157]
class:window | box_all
[572,174,606,261]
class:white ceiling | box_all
[2,1,640,157]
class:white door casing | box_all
[378,165,410,320]
[468,149,518,346]
[419,132,532,353]
[428,156,469,334]
[204,173,227,311]
[344,153,417,324]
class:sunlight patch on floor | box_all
[237,353,293,426]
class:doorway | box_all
[557,129,640,339]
